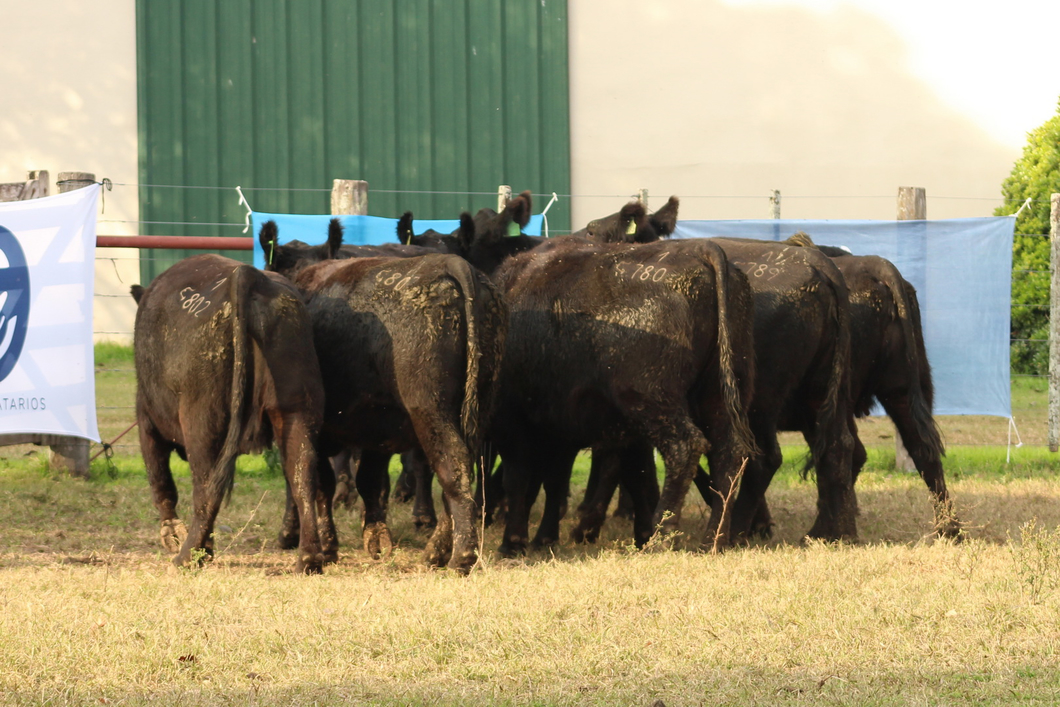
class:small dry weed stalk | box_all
[709,458,748,554]
[641,510,683,553]
[1009,518,1060,604]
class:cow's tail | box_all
[808,260,853,477]
[695,241,758,459]
[207,264,253,505]
[444,258,483,453]
[877,258,945,459]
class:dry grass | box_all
[2,450,1060,706]
[2,349,1058,704]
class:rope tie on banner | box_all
[541,192,559,238]
[1012,197,1033,219]
[98,178,112,212]
[235,186,253,234]
[1007,416,1023,464]
[90,420,139,463]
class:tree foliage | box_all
[995,99,1060,375]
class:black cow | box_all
[463,197,757,555]
[131,254,334,573]
[786,237,959,537]
[577,202,858,543]
[573,195,681,243]
[262,223,507,572]
[267,216,500,532]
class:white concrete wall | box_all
[1,0,139,344]
[567,0,1019,228]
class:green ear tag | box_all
[507,221,522,237]
[625,219,637,236]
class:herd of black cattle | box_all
[130,192,959,574]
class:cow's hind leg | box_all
[274,412,328,574]
[408,448,438,531]
[572,449,621,544]
[277,481,300,550]
[497,440,538,558]
[356,450,393,560]
[643,409,708,543]
[415,422,480,573]
[176,445,229,568]
[139,418,185,553]
[531,448,578,549]
[805,418,858,542]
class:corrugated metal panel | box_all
[136,0,571,283]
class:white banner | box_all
[0,185,100,441]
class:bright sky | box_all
[723,0,1060,150]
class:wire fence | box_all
[89,182,1055,460]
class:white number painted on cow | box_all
[742,251,789,281]
[178,287,213,317]
[376,269,417,291]
[615,256,669,282]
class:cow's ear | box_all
[457,212,476,252]
[259,221,280,267]
[649,196,680,238]
[397,211,414,245]
[130,284,145,304]
[326,218,344,259]
[619,202,646,240]
[507,191,533,231]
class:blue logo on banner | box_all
[0,226,30,383]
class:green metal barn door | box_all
[136,0,571,283]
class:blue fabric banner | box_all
[250,211,544,270]
[672,218,1015,417]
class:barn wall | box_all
[1,0,140,344]
[136,0,572,283]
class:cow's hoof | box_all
[296,553,325,575]
[424,528,453,568]
[322,546,340,565]
[804,528,858,545]
[160,519,187,553]
[276,528,299,550]
[530,534,557,550]
[749,520,774,540]
[173,546,211,569]
[570,522,601,545]
[447,549,477,575]
[363,522,394,560]
[497,537,527,558]
[414,513,438,532]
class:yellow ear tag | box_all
[507,221,522,237]
[625,220,637,236]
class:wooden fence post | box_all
[1049,193,1060,452]
[770,190,781,219]
[331,179,368,216]
[637,188,648,207]
[895,186,926,471]
[497,185,511,211]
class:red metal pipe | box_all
[96,235,254,250]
